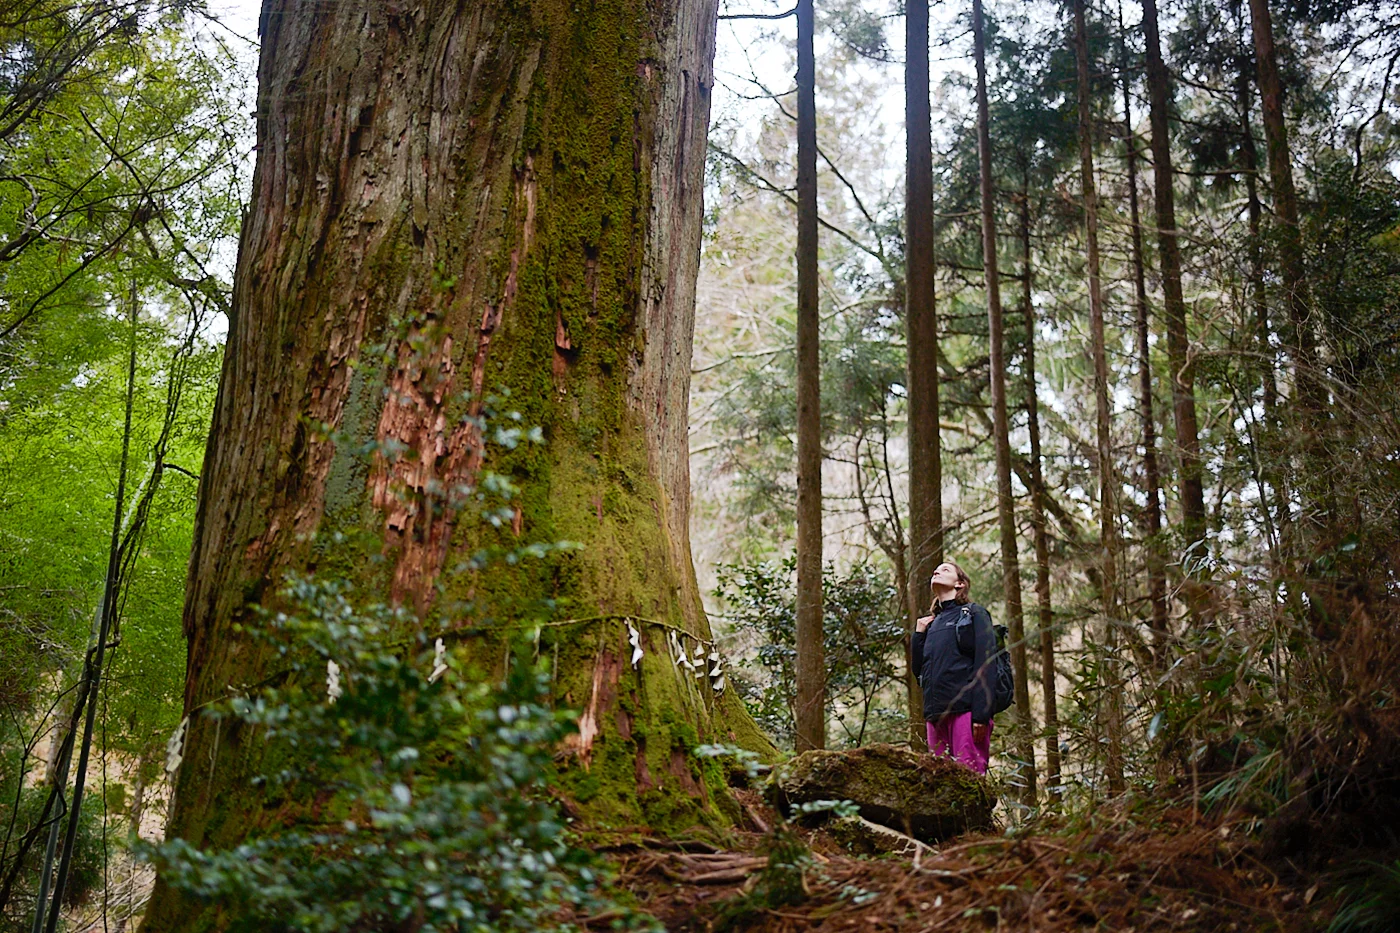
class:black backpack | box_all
[955,605,1016,717]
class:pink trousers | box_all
[926,712,992,774]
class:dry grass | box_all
[602,794,1319,932]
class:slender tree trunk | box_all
[1237,71,1278,419]
[1249,0,1328,535]
[1142,0,1207,550]
[1249,0,1311,373]
[903,0,939,750]
[972,0,1035,805]
[1073,0,1124,795]
[1122,33,1170,665]
[1237,61,1290,552]
[794,0,826,753]
[142,1,768,927]
[1018,179,1061,798]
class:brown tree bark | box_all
[1249,0,1328,534]
[1018,181,1061,798]
[1142,0,1207,548]
[794,0,826,753]
[1123,50,1171,664]
[142,0,768,927]
[903,0,939,750]
[972,0,1035,805]
[1073,0,1124,795]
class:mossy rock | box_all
[766,743,994,843]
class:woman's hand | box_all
[915,615,933,633]
[972,721,988,745]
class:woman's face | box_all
[930,562,960,589]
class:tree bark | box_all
[793,0,826,753]
[1123,48,1171,665]
[1142,0,1207,549]
[1237,70,1278,421]
[972,0,1035,805]
[903,0,939,750]
[143,0,768,926]
[1237,60,1289,555]
[1249,0,1328,534]
[1018,180,1061,798]
[1073,0,1124,796]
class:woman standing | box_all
[911,561,996,774]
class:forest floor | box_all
[600,791,1324,932]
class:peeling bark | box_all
[146,1,765,928]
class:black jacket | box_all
[911,600,996,724]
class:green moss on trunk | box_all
[140,0,769,929]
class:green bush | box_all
[0,784,109,933]
[142,575,654,933]
[714,558,905,750]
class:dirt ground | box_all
[597,792,1324,932]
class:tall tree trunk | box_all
[903,0,939,750]
[1249,0,1328,535]
[972,0,1035,805]
[1073,0,1125,795]
[1237,60,1289,553]
[1018,178,1061,798]
[1237,70,1278,420]
[142,1,768,927]
[794,0,826,753]
[1122,30,1170,665]
[1142,0,1207,550]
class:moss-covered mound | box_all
[767,744,994,843]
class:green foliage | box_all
[714,558,905,750]
[0,785,110,933]
[1330,860,1400,933]
[0,0,242,801]
[141,575,655,933]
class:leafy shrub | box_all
[142,575,652,933]
[714,558,905,750]
[0,784,109,933]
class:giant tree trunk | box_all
[903,0,940,750]
[793,0,826,753]
[1142,0,1207,550]
[972,0,1035,806]
[1073,0,1124,795]
[144,0,768,927]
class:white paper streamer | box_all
[165,715,189,775]
[429,637,448,683]
[626,621,643,668]
[327,659,342,703]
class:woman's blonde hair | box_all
[929,561,972,610]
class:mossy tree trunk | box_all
[142,0,769,927]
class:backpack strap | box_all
[955,604,975,656]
